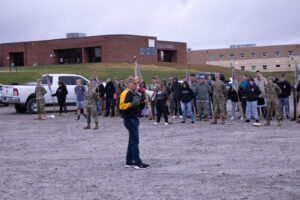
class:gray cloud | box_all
[0,0,299,49]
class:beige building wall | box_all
[206,56,300,72]
[188,44,300,72]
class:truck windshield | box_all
[41,76,53,85]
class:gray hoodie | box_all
[194,82,211,101]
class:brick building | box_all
[0,34,187,67]
[188,44,300,72]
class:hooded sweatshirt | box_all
[181,81,194,103]
[171,77,182,100]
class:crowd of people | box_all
[34,70,300,127]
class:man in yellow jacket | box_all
[119,76,149,170]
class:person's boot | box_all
[93,123,99,130]
[211,117,217,124]
[42,114,47,120]
[35,114,42,120]
[197,116,202,121]
[264,120,270,126]
[203,116,209,121]
[77,115,80,120]
[277,120,281,127]
[84,123,91,129]
[221,118,225,125]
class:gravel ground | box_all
[0,104,300,200]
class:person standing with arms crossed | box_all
[119,76,149,170]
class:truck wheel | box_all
[26,98,37,114]
[14,104,27,113]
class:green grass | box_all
[0,63,296,85]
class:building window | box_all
[241,66,245,70]
[288,50,293,56]
[252,65,256,71]
[263,65,267,70]
[251,52,256,58]
[262,52,267,57]
[275,51,280,57]
[219,54,224,59]
[209,55,214,60]
[276,64,280,68]
[240,53,245,58]
[229,54,234,59]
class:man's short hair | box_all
[152,77,157,80]
[281,74,286,78]
[191,74,195,77]
[243,74,248,77]
[256,70,261,73]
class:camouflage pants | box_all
[266,100,281,120]
[37,98,46,114]
[197,100,209,117]
[86,106,98,124]
[213,100,226,119]
[168,97,174,116]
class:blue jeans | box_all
[173,99,182,116]
[183,101,194,122]
[96,102,102,115]
[247,101,258,120]
[279,97,290,116]
[123,118,142,166]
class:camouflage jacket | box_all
[265,83,282,102]
[85,90,99,107]
[211,81,227,101]
[35,86,47,100]
[114,83,125,96]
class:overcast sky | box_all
[0,0,299,50]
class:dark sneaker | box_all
[255,120,259,123]
[125,163,135,168]
[245,119,250,122]
[134,163,150,170]
[191,121,194,124]
[181,121,185,123]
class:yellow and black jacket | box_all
[119,89,144,119]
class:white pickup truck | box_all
[0,74,89,113]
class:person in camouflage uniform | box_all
[264,76,282,126]
[211,73,227,125]
[114,77,125,116]
[35,79,47,120]
[84,83,100,130]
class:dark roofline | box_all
[0,34,158,45]
[191,43,300,52]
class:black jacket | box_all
[96,84,105,97]
[171,77,182,100]
[245,84,261,101]
[228,86,238,102]
[104,81,116,99]
[277,80,291,98]
[52,85,68,100]
[119,89,144,119]
[181,82,194,103]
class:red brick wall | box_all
[0,35,187,67]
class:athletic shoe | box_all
[240,116,244,120]
[154,122,159,125]
[179,115,183,119]
[245,119,250,122]
[134,163,150,170]
[172,115,176,119]
[255,120,259,123]
[164,122,168,125]
[230,117,234,120]
[181,121,185,123]
[125,163,135,168]
[191,121,194,124]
